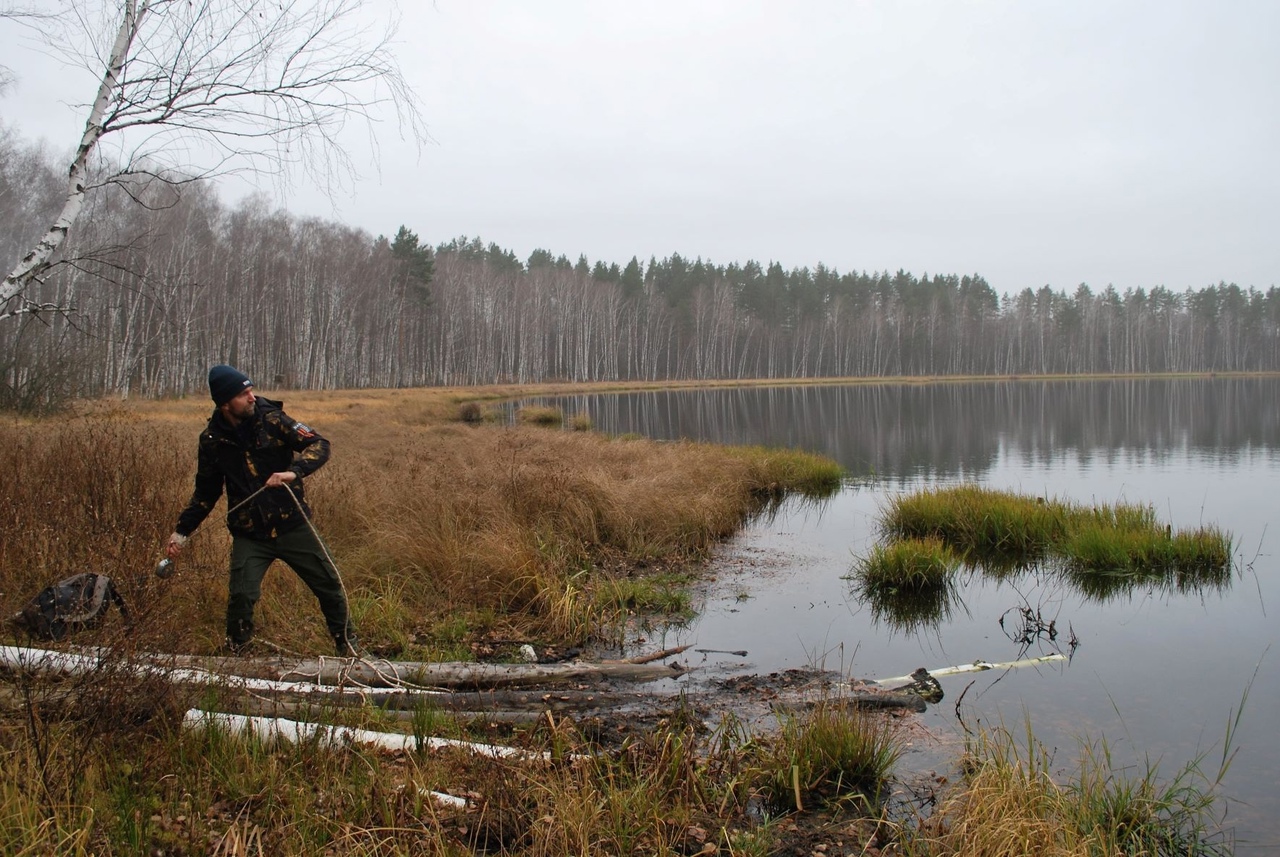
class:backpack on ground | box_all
[9,573,130,641]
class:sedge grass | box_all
[849,537,963,633]
[876,485,1233,592]
[913,720,1234,857]
[854,537,959,594]
[881,485,1067,566]
[756,701,902,814]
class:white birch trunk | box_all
[0,0,149,319]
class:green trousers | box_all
[227,526,353,648]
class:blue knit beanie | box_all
[208,364,253,405]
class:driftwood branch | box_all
[613,644,692,665]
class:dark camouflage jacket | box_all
[175,397,330,540]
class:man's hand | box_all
[165,532,189,560]
[265,471,297,489]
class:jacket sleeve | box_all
[276,412,330,479]
[175,435,225,537]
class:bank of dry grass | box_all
[1,386,841,657]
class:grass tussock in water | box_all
[879,485,1232,584]
[881,484,1066,565]
[851,537,964,633]
[854,537,959,593]
[912,722,1234,857]
[515,404,564,426]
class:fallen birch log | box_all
[2,646,675,716]
[182,709,569,762]
[123,652,686,689]
[242,697,577,726]
[260,686,650,713]
[866,653,1067,690]
[0,645,445,703]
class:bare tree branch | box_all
[1,0,425,322]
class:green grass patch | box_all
[849,537,962,633]
[881,485,1067,565]
[873,485,1233,591]
[853,536,959,593]
[594,572,695,618]
[757,701,901,813]
[728,445,846,497]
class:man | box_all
[166,364,358,656]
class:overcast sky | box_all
[2,1,1277,294]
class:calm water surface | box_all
[538,379,1280,851]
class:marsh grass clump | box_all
[1061,512,1233,581]
[916,723,1234,857]
[854,537,959,594]
[881,485,1066,566]
[595,572,694,619]
[851,538,963,633]
[568,411,593,431]
[756,701,901,813]
[727,445,846,497]
[516,404,564,426]
[1066,739,1234,857]
[456,400,485,423]
[875,486,1233,590]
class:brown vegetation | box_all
[1,383,841,658]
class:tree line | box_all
[1,128,1277,409]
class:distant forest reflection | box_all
[540,377,1280,481]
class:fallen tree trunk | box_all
[182,709,572,762]
[127,652,687,689]
[866,653,1067,690]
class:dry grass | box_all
[1,385,839,658]
[911,722,1235,857]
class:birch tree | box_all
[0,0,424,323]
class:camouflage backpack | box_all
[10,573,130,641]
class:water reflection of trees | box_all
[545,377,1280,482]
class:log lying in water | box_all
[866,653,1067,691]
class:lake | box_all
[535,378,1280,852]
